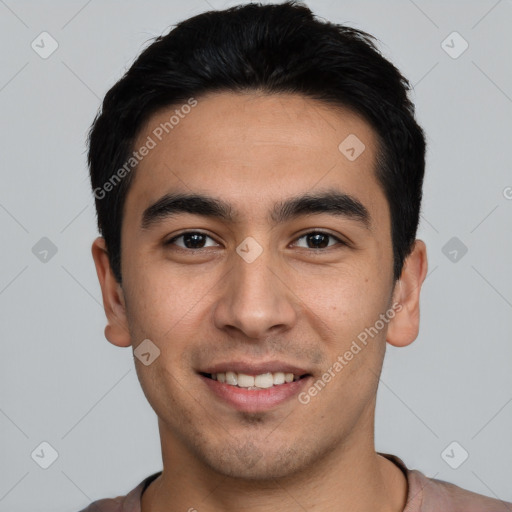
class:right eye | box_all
[164,231,220,250]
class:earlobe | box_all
[91,236,132,348]
[386,239,428,348]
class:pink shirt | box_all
[78,452,512,511]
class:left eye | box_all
[165,231,344,250]
[292,231,344,250]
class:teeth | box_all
[237,373,255,387]
[225,371,237,386]
[210,371,302,388]
[273,372,285,385]
[254,373,273,388]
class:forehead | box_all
[125,91,388,230]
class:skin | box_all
[92,91,428,512]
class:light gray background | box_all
[1,1,511,510]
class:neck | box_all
[142,423,407,512]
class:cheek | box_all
[308,272,388,405]
[123,260,217,356]
[304,272,390,396]
[305,265,387,332]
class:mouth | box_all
[197,364,313,412]
[199,371,310,390]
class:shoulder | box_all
[379,452,512,512]
[77,495,124,512]
[408,469,512,511]
[75,471,161,512]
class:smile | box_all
[201,371,306,389]
[199,366,313,412]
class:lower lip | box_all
[200,374,312,412]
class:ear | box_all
[386,239,428,348]
[91,236,132,348]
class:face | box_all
[103,92,404,479]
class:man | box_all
[83,1,511,510]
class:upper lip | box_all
[199,361,311,376]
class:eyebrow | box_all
[140,188,372,231]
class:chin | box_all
[198,438,310,481]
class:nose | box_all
[212,247,298,340]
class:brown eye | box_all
[165,232,219,250]
[293,231,345,249]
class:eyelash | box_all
[164,230,347,251]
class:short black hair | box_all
[88,0,426,285]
